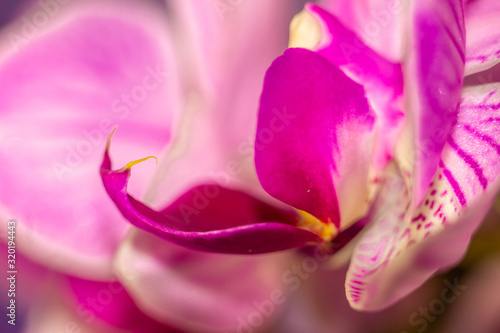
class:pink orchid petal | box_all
[114,229,294,333]
[345,83,500,310]
[306,4,405,169]
[401,0,466,205]
[144,0,302,209]
[0,1,180,278]
[101,145,323,254]
[464,0,500,75]
[317,0,405,62]
[255,47,375,230]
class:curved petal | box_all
[100,141,323,254]
[399,0,466,205]
[0,1,180,278]
[302,4,404,169]
[317,0,405,62]
[114,229,294,332]
[346,83,500,310]
[464,0,500,75]
[255,47,375,232]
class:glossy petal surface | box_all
[256,48,375,230]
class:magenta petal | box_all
[255,48,375,230]
[100,147,322,254]
[404,0,466,204]
[464,0,500,75]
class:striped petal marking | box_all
[346,84,500,310]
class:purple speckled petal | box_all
[306,4,405,169]
[255,48,375,231]
[464,0,500,75]
[402,0,466,205]
[100,141,323,254]
[345,84,500,310]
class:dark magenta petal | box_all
[100,146,323,254]
[404,0,466,204]
[255,48,375,231]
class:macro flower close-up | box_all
[1,0,500,332]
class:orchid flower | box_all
[101,0,500,314]
[3,0,500,331]
[0,0,308,332]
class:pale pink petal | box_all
[113,229,293,333]
[144,0,303,208]
[346,84,500,310]
[464,0,500,75]
[0,1,180,278]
